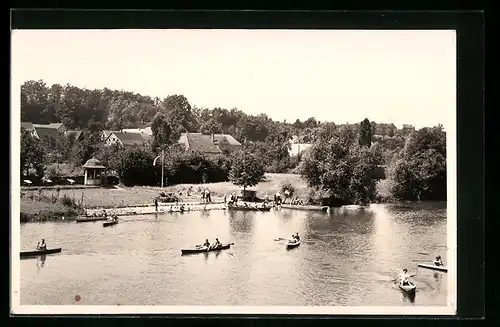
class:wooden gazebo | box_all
[82,158,106,186]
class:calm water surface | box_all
[20,202,448,306]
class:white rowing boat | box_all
[398,280,416,293]
[417,263,448,272]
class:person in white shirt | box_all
[398,269,411,285]
[433,255,443,266]
[36,239,47,251]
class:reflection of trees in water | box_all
[228,211,255,236]
[383,202,447,226]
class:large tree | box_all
[20,128,47,177]
[151,112,176,152]
[228,150,266,194]
[358,118,372,148]
[388,126,446,201]
[299,125,381,205]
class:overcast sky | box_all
[11,29,456,129]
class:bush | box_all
[280,181,296,198]
[61,194,78,208]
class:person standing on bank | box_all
[154,197,158,211]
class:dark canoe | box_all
[286,240,301,249]
[20,248,62,258]
[418,263,448,272]
[76,216,108,223]
[280,204,329,212]
[227,205,271,212]
[103,220,118,227]
[181,243,232,255]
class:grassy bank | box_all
[20,198,84,222]
[20,173,391,220]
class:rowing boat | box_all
[417,263,448,272]
[286,239,301,249]
[20,248,62,258]
[75,216,108,223]
[103,220,118,227]
[398,280,416,293]
[279,204,329,212]
[181,243,233,255]
[227,205,271,212]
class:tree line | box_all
[20,80,447,203]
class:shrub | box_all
[280,181,296,198]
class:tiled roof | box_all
[65,130,83,140]
[34,126,61,139]
[185,133,222,154]
[21,122,34,130]
[112,132,147,146]
[213,134,241,146]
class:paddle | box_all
[274,238,287,241]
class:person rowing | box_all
[433,255,443,266]
[398,269,411,285]
[202,239,210,249]
[212,238,222,249]
[36,239,47,251]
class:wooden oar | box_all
[274,238,286,241]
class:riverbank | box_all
[20,173,392,222]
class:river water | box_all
[19,202,448,306]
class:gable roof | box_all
[65,130,83,140]
[21,122,34,130]
[213,134,241,146]
[34,126,61,139]
[184,133,222,154]
[110,132,147,146]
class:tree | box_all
[151,112,176,152]
[228,150,266,194]
[117,147,156,186]
[358,118,372,148]
[299,125,380,205]
[388,126,446,201]
[71,131,102,166]
[162,95,198,135]
[20,128,47,177]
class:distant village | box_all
[21,121,416,159]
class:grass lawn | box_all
[20,173,391,211]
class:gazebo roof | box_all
[82,158,106,169]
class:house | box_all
[64,130,83,141]
[178,133,242,155]
[122,126,153,136]
[100,130,119,141]
[31,122,67,140]
[21,122,38,138]
[374,123,397,136]
[400,124,415,136]
[289,143,313,157]
[105,131,149,147]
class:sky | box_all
[11,29,456,129]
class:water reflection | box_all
[21,202,448,306]
[35,255,47,272]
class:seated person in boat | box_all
[294,233,300,241]
[433,255,443,266]
[398,269,411,285]
[36,239,47,251]
[202,239,210,248]
[290,234,297,242]
[213,238,222,249]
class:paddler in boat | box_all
[36,239,47,251]
[433,255,443,266]
[398,269,411,286]
[213,238,222,249]
[294,232,300,241]
[202,239,211,249]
